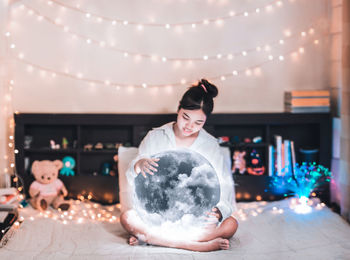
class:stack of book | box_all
[268,135,296,177]
[0,188,19,247]
[284,90,330,113]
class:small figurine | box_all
[109,154,118,177]
[252,136,262,143]
[247,149,265,176]
[232,150,246,174]
[62,137,69,149]
[217,136,230,145]
[59,156,76,176]
[84,144,93,151]
[94,142,103,149]
[50,140,60,149]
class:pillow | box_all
[118,146,138,213]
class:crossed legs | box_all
[120,209,238,252]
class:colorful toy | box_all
[247,149,265,176]
[232,150,246,174]
[62,137,69,149]
[29,160,70,211]
[60,156,76,176]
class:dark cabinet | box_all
[14,113,332,204]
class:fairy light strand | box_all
[47,0,287,29]
[18,4,318,62]
[11,37,322,88]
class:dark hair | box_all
[178,79,218,117]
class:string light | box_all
[18,5,317,63]
[12,39,317,88]
[46,0,290,30]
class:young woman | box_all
[120,79,238,252]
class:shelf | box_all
[220,143,267,148]
[80,149,118,154]
[15,113,332,204]
[24,148,78,154]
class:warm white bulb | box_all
[232,70,238,76]
[203,19,209,25]
[86,13,91,18]
[86,39,91,44]
[279,55,284,61]
[162,57,167,62]
[191,23,196,29]
[216,54,222,59]
[229,11,235,16]
[314,39,319,45]
[137,24,144,31]
[220,76,226,81]
[63,26,69,32]
[256,46,262,52]
[142,83,147,88]
[47,1,53,5]
[244,12,249,17]
[301,31,306,37]
[299,47,305,53]
[37,16,43,21]
[10,43,15,49]
[112,20,117,25]
[77,73,83,79]
[181,79,187,85]
[124,52,129,57]
[227,54,233,60]
[97,17,103,23]
[123,21,128,25]
[279,39,284,45]
[18,53,24,59]
[165,24,170,29]
[99,41,106,47]
[268,55,274,60]
[203,55,208,60]
[256,8,260,13]
[309,28,315,34]
[276,1,283,7]
[242,51,247,56]
[104,80,110,86]
[5,31,10,37]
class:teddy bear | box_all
[232,150,246,174]
[29,160,70,211]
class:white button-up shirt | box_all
[126,122,236,221]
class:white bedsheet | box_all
[1,198,350,260]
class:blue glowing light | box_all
[271,162,332,199]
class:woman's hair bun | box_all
[199,79,218,98]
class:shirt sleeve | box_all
[212,143,237,220]
[125,131,155,185]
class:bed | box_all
[0,197,350,259]
[1,146,350,259]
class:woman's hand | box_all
[134,158,160,178]
[207,207,223,223]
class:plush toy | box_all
[60,156,76,176]
[29,160,70,211]
[247,149,265,176]
[232,150,246,174]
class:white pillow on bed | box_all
[117,146,234,213]
[118,146,138,213]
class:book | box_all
[285,105,330,113]
[283,140,293,176]
[274,135,282,176]
[268,145,275,176]
[285,90,330,98]
[285,98,330,107]
[0,210,18,248]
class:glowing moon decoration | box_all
[134,149,220,224]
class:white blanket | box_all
[1,198,350,260]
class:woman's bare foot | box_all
[201,238,229,251]
[128,235,139,246]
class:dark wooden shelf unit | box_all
[14,113,332,204]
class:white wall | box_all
[7,0,330,114]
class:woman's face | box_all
[176,108,207,137]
